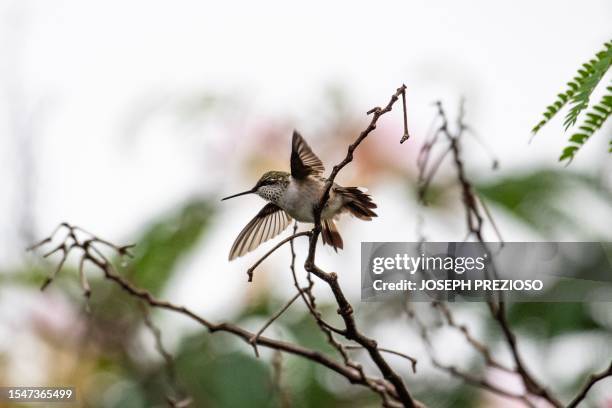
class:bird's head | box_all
[221,171,290,201]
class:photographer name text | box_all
[373,279,543,292]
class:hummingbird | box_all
[222,130,377,260]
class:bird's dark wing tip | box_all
[290,130,324,179]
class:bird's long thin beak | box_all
[221,189,256,201]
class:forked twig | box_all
[247,231,311,282]
[249,292,302,357]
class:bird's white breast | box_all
[278,177,343,223]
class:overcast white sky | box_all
[0,0,611,314]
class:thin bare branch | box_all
[139,302,192,406]
[344,345,417,374]
[475,192,504,244]
[249,292,302,357]
[433,362,536,408]
[271,350,292,408]
[400,87,410,143]
[40,243,72,291]
[247,231,311,282]
[78,255,91,298]
[432,302,513,373]
[567,361,612,408]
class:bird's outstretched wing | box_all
[290,130,325,179]
[229,203,293,260]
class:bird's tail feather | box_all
[322,219,343,251]
[337,187,378,220]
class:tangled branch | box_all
[29,85,426,407]
[28,222,404,404]
[299,85,423,408]
[413,100,611,407]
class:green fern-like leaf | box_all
[532,41,612,134]
[560,85,612,163]
[562,43,612,130]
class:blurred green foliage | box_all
[417,382,478,408]
[174,334,274,407]
[506,302,600,338]
[477,169,611,236]
[126,199,214,296]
